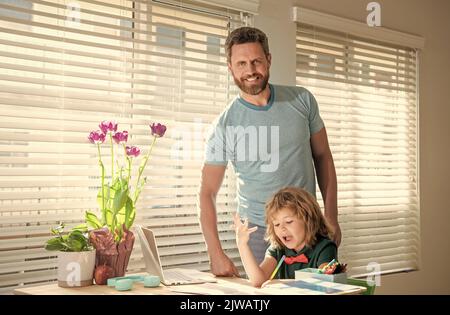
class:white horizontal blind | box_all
[296,23,419,277]
[0,0,245,293]
[190,0,260,14]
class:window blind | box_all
[190,0,260,15]
[296,22,420,277]
[0,0,246,293]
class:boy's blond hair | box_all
[264,187,333,249]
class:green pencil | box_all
[269,255,286,280]
[319,258,336,274]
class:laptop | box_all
[134,225,217,286]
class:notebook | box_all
[134,225,217,286]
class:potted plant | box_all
[84,121,166,284]
[45,223,96,287]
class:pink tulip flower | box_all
[150,123,167,138]
[112,131,128,144]
[126,146,140,157]
[88,131,106,144]
[99,120,118,134]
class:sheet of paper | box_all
[167,282,258,295]
[260,278,363,295]
[166,268,218,283]
[166,277,365,295]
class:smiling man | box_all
[197,27,341,277]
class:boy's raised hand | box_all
[232,212,258,246]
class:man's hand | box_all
[209,251,240,277]
[198,164,239,277]
[311,128,340,247]
[330,221,342,247]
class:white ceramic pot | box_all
[57,250,96,287]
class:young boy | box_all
[233,186,337,287]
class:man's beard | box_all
[233,71,270,95]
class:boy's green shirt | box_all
[266,236,337,279]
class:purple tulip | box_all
[150,123,167,138]
[112,131,128,144]
[88,130,106,144]
[99,120,118,134]
[126,146,140,157]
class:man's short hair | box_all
[225,27,270,62]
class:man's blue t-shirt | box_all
[204,84,324,227]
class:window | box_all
[295,20,420,277]
[0,0,247,293]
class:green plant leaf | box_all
[105,208,113,228]
[69,229,84,238]
[116,224,123,242]
[51,223,65,235]
[66,238,83,252]
[112,190,128,213]
[45,237,65,251]
[45,222,92,252]
[124,197,135,229]
[85,211,102,229]
[73,223,88,233]
[97,184,111,225]
[66,230,89,251]
[111,183,128,213]
[110,181,129,235]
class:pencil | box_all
[319,258,336,273]
[269,255,286,280]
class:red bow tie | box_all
[284,253,309,265]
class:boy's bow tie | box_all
[284,253,309,265]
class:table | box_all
[13,273,366,295]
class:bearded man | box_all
[197,27,341,277]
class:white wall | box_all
[254,0,450,294]
[254,0,296,86]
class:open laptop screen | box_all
[134,225,217,286]
[134,225,165,281]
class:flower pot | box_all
[95,241,134,279]
[89,227,135,284]
[57,250,96,287]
